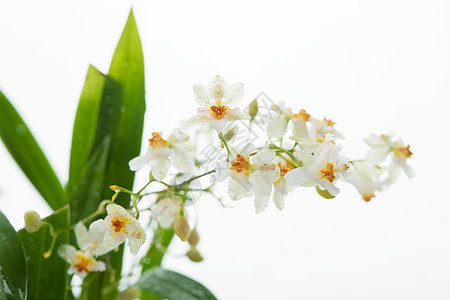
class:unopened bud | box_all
[174,214,191,241]
[186,247,203,262]
[24,211,42,233]
[109,185,121,192]
[117,287,141,300]
[187,228,200,247]
[248,99,258,121]
[223,126,236,141]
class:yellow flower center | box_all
[148,132,168,147]
[74,252,95,274]
[394,144,413,159]
[320,163,336,182]
[209,105,230,120]
[324,118,335,126]
[230,154,251,175]
[292,109,311,121]
[362,193,375,202]
[111,216,130,233]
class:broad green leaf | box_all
[0,211,27,300]
[18,206,70,300]
[104,8,145,208]
[68,136,111,224]
[81,9,146,300]
[138,268,217,300]
[316,186,335,199]
[67,65,107,193]
[0,91,65,210]
[140,227,175,300]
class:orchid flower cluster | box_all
[51,75,413,277]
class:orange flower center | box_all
[210,105,229,120]
[293,109,311,121]
[148,132,168,146]
[324,118,335,126]
[320,163,336,182]
[278,162,293,177]
[73,253,95,274]
[394,144,413,159]
[230,154,251,174]
[111,217,129,233]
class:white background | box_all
[0,1,449,299]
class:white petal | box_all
[74,222,90,250]
[254,195,270,214]
[273,180,287,210]
[285,167,309,186]
[90,261,106,272]
[170,146,195,174]
[106,204,129,216]
[365,148,390,164]
[253,148,276,165]
[249,172,273,197]
[222,82,244,106]
[193,83,212,107]
[317,178,340,196]
[228,179,250,200]
[129,154,149,171]
[58,244,77,263]
[89,219,107,232]
[267,115,288,138]
[150,158,170,181]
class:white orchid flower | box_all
[129,129,195,180]
[89,204,146,255]
[190,75,249,132]
[151,198,181,229]
[74,222,112,257]
[58,245,106,278]
[345,161,385,202]
[266,102,311,139]
[364,133,414,183]
[285,142,349,196]
[212,145,280,213]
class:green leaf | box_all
[138,268,217,300]
[18,206,70,300]
[104,8,145,208]
[0,211,27,300]
[67,65,107,193]
[140,227,175,300]
[80,9,146,300]
[316,186,336,199]
[0,91,65,210]
[68,136,111,224]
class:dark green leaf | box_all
[67,65,107,193]
[0,211,27,300]
[140,227,174,300]
[0,91,65,210]
[68,136,111,224]
[316,186,335,199]
[138,268,217,300]
[80,9,146,300]
[18,206,70,300]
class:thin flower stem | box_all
[269,144,302,167]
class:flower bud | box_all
[24,211,42,233]
[248,99,258,121]
[187,228,199,247]
[174,214,191,241]
[186,247,203,262]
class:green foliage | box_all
[140,227,175,300]
[70,9,146,300]
[18,206,70,300]
[0,91,65,211]
[138,268,217,300]
[0,211,27,300]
